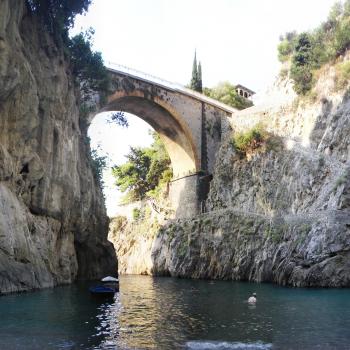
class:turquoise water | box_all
[1,276,350,349]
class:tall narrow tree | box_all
[190,51,203,92]
[197,61,203,93]
[190,51,199,91]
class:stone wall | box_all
[169,175,199,218]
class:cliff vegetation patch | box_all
[278,0,350,95]
[231,124,283,158]
[203,81,253,110]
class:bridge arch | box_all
[88,66,237,217]
[101,91,200,178]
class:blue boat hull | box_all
[89,285,119,296]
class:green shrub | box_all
[335,61,350,89]
[335,170,349,188]
[147,168,173,200]
[290,33,314,95]
[290,64,313,95]
[278,40,292,62]
[26,0,92,42]
[232,124,283,156]
[68,29,110,98]
[90,148,108,188]
[233,127,264,154]
[278,2,350,95]
[203,82,253,110]
[132,208,141,221]
[279,68,289,80]
[333,18,350,55]
[264,225,285,243]
[277,31,297,62]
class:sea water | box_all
[1,275,350,349]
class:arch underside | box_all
[104,96,199,178]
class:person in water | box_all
[248,293,257,304]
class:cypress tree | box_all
[190,51,199,91]
[190,51,203,93]
[197,61,203,93]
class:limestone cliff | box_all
[109,198,173,275]
[0,0,117,293]
[111,60,350,287]
[151,65,350,287]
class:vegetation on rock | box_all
[26,0,92,40]
[69,31,127,126]
[278,0,350,94]
[27,0,128,121]
[290,33,314,95]
[112,132,173,203]
[231,124,282,157]
[68,29,109,98]
[27,1,129,193]
[335,60,350,88]
[90,148,108,188]
[203,81,253,110]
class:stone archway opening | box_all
[87,110,172,216]
[100,96,199,179]
[88,92,203,218]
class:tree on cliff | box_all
[112,133,172,203]
[278,0,350,95]
[190,51,203,93]
[69,29,127,126]
[290,33,314,95]
[26,1,127,126]
[27,0,128,191]
[26,0,92,40]
[68,29,109,95]
[203,82,253,110]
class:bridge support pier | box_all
[169,173,212,218]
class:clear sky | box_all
[72,0,337,216]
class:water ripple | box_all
[186,341,273,350]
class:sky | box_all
[71,0,337,216]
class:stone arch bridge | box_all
[94,64,237,217]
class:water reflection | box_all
[1,276,350,349]
[93,276,350,350]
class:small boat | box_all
[89,285,118,295]
[101,276,119,283]
[89,276,119,296]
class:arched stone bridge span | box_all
[100,64,237,217]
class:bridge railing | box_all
[107,61,181,91]
[106,61,238,114]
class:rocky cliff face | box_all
[109,198,173,275]
[109,213,158,276]
[151,68,350,287]
[0,0,117,294]
[111,62,350,287]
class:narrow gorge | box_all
[2,0,350,295]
